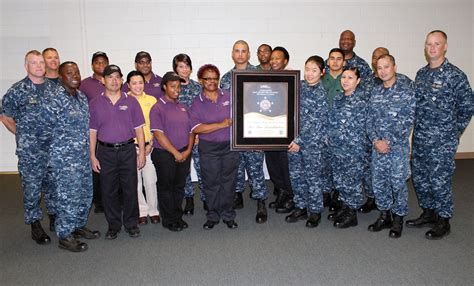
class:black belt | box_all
[98,138,134,148]
[135,142,150,147]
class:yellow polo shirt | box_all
[133,92,157,144]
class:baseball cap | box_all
[91,51,109,63]
[103,64,123,77]
[160,71,185,91]
[135,51,152,63]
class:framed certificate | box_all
[231,70,300,150]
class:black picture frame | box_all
[231,70,300,151]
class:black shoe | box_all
[233,192,244,209]
[359,197,377,213]
[328,190,340,212]
[58,235,88,252]
[334,209,358,229]
[269,191,283,209]
[94,205,104,214]
[425,218,450,240]
[368,210,393,232]
[323,193,331,208]
[203,220,219,230]
[203,201,209,211]
[406,208,438,228]
[328,204,348,221]
[223,220,238,229]
[49,214,56,232]
[31,220,51,245]
[125,226,141,238]
[73,227,101,239]
[273,187,280,196]
[105,229,120,240]
[184,197,194,215]
[285,208,308,223]
[179,219,189,229]
[164,222,183,232]
[306,212,321,228]
[256,200,268,224]
[276,196,295,214]
[389,214,404,238]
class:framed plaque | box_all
[231,70,300,151]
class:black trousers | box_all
[97,143,138,230]
[92,171,102,207]
[264,151,293,197]
[199,140,239,222]
[151,147,190,226]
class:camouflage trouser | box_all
[411,143,456,218]
[321,148,334,194]
[184,145,205,201]
[362,140,374,198]
[288,149,324,214]
[18,150,57,224]
[52,161,93,238]
[331,151,364,210]
[371,145,410,216]
[235,151,269,200]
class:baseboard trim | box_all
[455,152,474,159]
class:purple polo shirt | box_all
[189,89,231,142]
[89,92,145,143]
[150,96,191,150]
[79,75,105,103]
[122,72,163,99]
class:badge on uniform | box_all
[222,100,230,106]
[119,105,128,111]
[28,97,38,104]
[153,83,160,87]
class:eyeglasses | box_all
[202,78,219,82]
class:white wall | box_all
[1,0,473,171]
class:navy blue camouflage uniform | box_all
[220,64,269,200]
[360,72,413,200]
[367,78,416,216]
[412,59,473,218]
[328,89,368,210]
[179,79,205,201]
[289,81,328,213]
[1,77,58,224]
[49,86,92,239]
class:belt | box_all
[135,142,150,147]
[98,138,134,148]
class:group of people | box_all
[1,29,472,253]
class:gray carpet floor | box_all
[1,160,473,285]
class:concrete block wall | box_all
[1,0,473,171]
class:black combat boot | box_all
[183,197,194,215]
[256,200,267,224]
[334,208,358,228]
[31,220,51,245]
[285,208,308,223]
[425,217,450,240]
[233,192,244,209]
[389,214,404,238]
[306,212,321,228]
[58,235,88,252]
[269,188,282,209]
[328,190,341,212]
[406,208,437,228]
[359,197,377,213]
[368,210,393,232]
[328,203,348,221]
